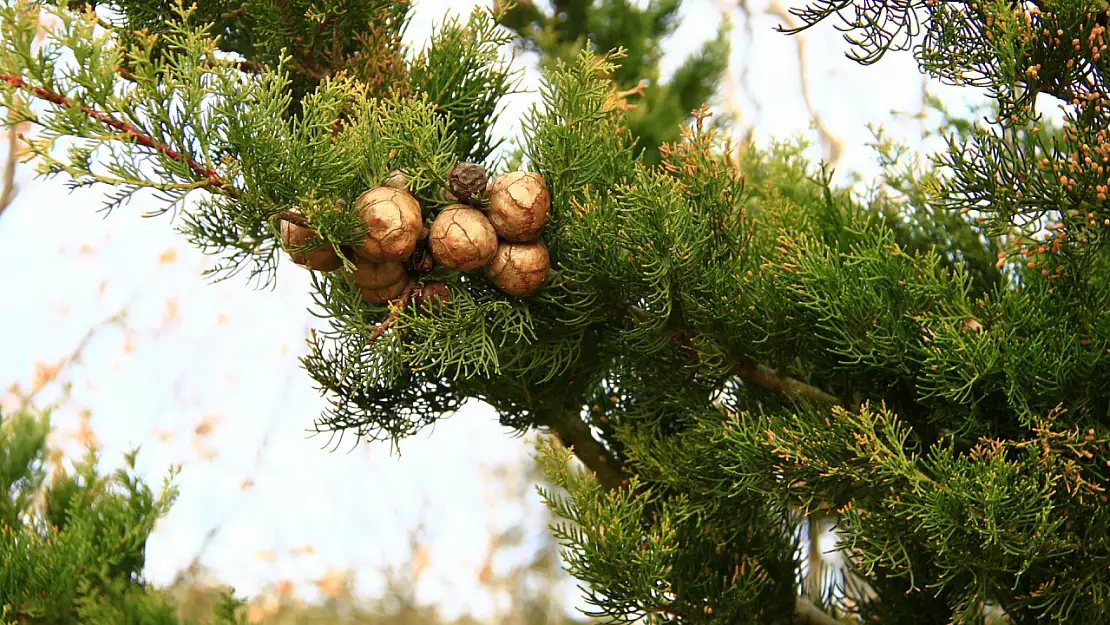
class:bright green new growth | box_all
[2,0,1110,623]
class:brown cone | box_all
[347,256,407,290]
[448,162,488,204]
[280,219,343,272]
[359,273,410,305]
[429,205,498,271]
[355,187,423,262]
[487,171,550,242]
[486,239,550,297]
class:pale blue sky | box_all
[0,0,987,619]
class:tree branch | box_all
[0,73,240,199]
[542,403,840,625]
[0,101,24,220]
[621,304,843,409]
[367,283,415,345]
[765,0,844,168]
[547,305,845,623]
[270,209,311,228]
[733,358,842,407]
[541,405,628,490]
[794,595,841,625]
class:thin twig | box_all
[12,310,129,413]
[805,513,827,603]
[367,283,415,344]
[180,355,297,582]
[712,0,758,163]
[0,73,240,198]
[270,210,311,228]
[0,104,24,219]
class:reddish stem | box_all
[0,73,239,198]
[367,282,415,344]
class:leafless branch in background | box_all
[715,0,844,168]
[920,75,929,139]
[0,94,30,220]
[712,0,756,164]
[175,343,301,584]
[0,8,44,221]
[712,0,757,156]
[764,0,843,167]
[9,309,130,415]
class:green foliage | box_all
[0,405,49,533]
[0,0,517,285]
[5,0,1110,622]
[499,0,731,164]
[408,7,521,163]
[0,408,244,625]
[536,432,800,624]
[62,0,413,118]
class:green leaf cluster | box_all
[499,0,731,164]
[0,408,245,625]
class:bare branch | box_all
[10,310,129,413]
[0,104,25,219]
[765,0,844,168]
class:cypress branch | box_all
[731,360,842,408]
[623,304,843,407]
[540,404,842,625]
[0,72,238,197]
[541,404,628,491]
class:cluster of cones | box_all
[278,163,552,305]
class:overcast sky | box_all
[0,0,986,619]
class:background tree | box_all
[3,0,1108,624]
[1,403,589,625]
[497,0,731,164]
[0,406,244,624]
